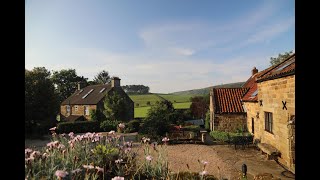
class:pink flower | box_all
[25,148,33,154]
[49,127,57,131]
[124,147,131,154]
[162,137,170,142]
[201,160,208,165]
[83,165,94,169]
[112,176,124,180]
[71,168,82,174]
[118,123,125,129]
[146,155,152,161]
[95,166,104,173]
[108,130,115,135]
[68,132,74,138]
[199,171,208,176]
[55,170,69,178]
[115,159,123,164]
[30,151,41,159]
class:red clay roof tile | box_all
[213,88,249,113]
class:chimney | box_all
[111,77,121,87]
[77,82,82,90]
[252,67,258,76]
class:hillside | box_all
[171,81,245,95]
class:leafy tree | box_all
[93,70,111,84]
[190,95,209,119]
[122,84,150,94]
[103,91,129,122]
[51,69,87,102]
[139,100,175,136]
[205,110,210,131]
[25,67,59,137]
[270,50,293,66]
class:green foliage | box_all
[25,67,59,137]
[205,110,210,131]
[126,120,141,133]
[100,120,119,132]
[140,101,175,136]
[103,91,129,122]
[89,109,105,121]
[57,121,100,133]
[183,125,200,132]
[270,50,293,66]
[51,69,87,102]
[210,131,253,144]
[122,84,150,94]
[91,144,119,165]
[190,96,209,119]
[93,70,111,84]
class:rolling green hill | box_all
[171,81,245,95]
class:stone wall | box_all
[257,75,295,171]
[214,113,247,132]
[243,102,262,137]
[60,105,97,120]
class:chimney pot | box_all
[252,67,258,75]
[111,77,121,87]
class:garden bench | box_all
[257,143,280,160]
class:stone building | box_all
[242,53,295,173]
[60,77,134,122]
[209,88,249,132]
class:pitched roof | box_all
[257,53,295,82]
[213,88,249,114]
[241,53,295,102]
[61,84,112,105]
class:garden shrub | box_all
[210,131,253,144]
[209,131,229,142]
[183,125,200,132]
[126,120,141,133]
[57,121,100,133]
[100,120,120,132]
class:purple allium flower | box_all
[55,170,69,178]
[60,133,66,137]
[95,166,104,173]
[42,153,49,159]
[58,144,65,149]
[49,127,57,131]
[83,165,94,169]
[30,151,41,159]
[111,176,124,180]
[71,168,82,174]
[124,147,131,154]
[146,155,153,161]
[199,171,208,176]
[68,132,74,138]
[115,159,123,164]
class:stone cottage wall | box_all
[257,75,295,172]
[214,114,247,132]
[60,105,97,120]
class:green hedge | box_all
[210,131,253,144]
[126,120,141,133]
[57,121,101,134]
[183,125,200,132]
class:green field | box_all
[173,102,192,109]
[158,94,194,103]
[129,94,163,107]
[134,106,151,118]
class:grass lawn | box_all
[129,94,162,107]
[134,106,151,118]
[173,102,192,109]
[158,94,194,103]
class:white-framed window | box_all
[75,105,78,112]
[66,105,70,113]
[84,106,90,116]
[265,112,273,133]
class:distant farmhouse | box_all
[60,77,134,122]
[242,53,295,173]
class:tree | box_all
[139,100,175,137]
[103,91,129,122]
[121,85,150,94]
[270,51,293,66]
[190,95,209,119]
[93,70,111,84]
[25,67,59,137]
[51,69,87,102]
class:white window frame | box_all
[84,106,90,116]
[66,105,70,113]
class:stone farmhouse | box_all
[60,77,134,122]
[242,53,295,173]
[209,88,249,132]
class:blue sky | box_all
[26,0,295,93]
